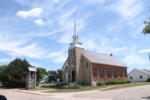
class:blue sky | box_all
[0,0,150,72]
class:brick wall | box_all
[92,63,127,82]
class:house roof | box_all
[28,67,37,72]
[82,50,126,67]
[129,69,150,75]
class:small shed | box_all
[26,67,37,89]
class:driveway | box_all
[0,85,150,100]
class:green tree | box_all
[47,70,57,83]
[0,65,8,86]
[4,58,31,88]
[143,8,150,34]
[47,69,63,83]
[143,21,150,34]
[56,69,63,82]
[36,67,47,85]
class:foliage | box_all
[56,69,63,82]
[41,83,80,89]
[1,58,31,88]
[47,70,57,83]
[147,77,150,82]
[143,8,150,34]
[62,85,80,89]
[47,69,63,83]
[41,84,56,88]
[96,78,131,86]
[36,67,47,85]
[0,65,8,86]
[143,21,150,34]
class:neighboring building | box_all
[128,69,150,82]
[62,21,128,86]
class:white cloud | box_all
[123,54,148,66]
[53,0,60,3]
[0,33,47,59]
[34,19,52,26]
[34,19,44,25]
[16,8,43,18]
[139,49,150,53]
[0,58,12,63]
[86,0,106,4]
[46,51,67,63]
[112,0,143,21]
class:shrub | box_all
[62,85,80,89]
[147,77,150,82]
[99,78,131,85]
[41,84,56,88]
[96,82,103,86]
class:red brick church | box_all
[62,21,127,86]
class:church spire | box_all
[73,20,78,43]
[69,20,83,49]
[74,20,77,35]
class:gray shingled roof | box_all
[82,50,126,67]
[138,69,150,75]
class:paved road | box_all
[0,85,150,100]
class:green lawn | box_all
[41,82,150,93]
[101,82,150,91]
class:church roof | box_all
[82,50,126,67]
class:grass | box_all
[43,82,150,93]
[101,82,150,91]
[47,85,109,93]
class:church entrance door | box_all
[72,71,75,82]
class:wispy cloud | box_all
[0,58,12,63]
[86,0,106,4]
[139,49,150,53]
[46,51,67,63]
[34,19,52,26]
[16,8,43,18]
[123,54,149,66]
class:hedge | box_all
[96,78,131,86]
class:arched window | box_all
[97,67,100,78]
[123,70,125,78]
[111,70,114,78]
[104,69,107,78]
[117,70,120,78]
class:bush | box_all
[62,85,80,89]
[98,78,131,85]
[96,81,105,86]
[147,77,150,82]
[41,84,80,89]
[41,84,56,88]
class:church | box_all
[62,21,128,86]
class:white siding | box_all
[128,69,149,82]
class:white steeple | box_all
[73,20,78,43]
[69,20,83,49]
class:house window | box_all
[111,70,114,78]
[66,66,68,69]
[130,76,132,80]
[104,69,107,78]
[97,68,100,78]
[140,75,143,79]
[86,62,88,68]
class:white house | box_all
[128,69,150,82]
